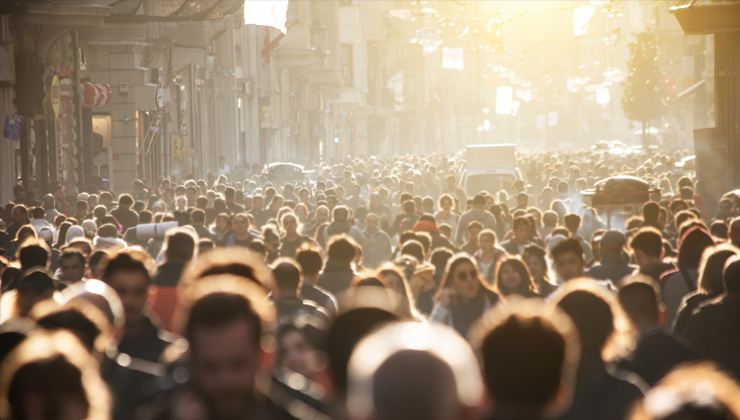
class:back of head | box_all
[180,247,272,288]
[272,259,301,294]
[678,227,715,271]
[473,194,486,207]
[630,363,740,420]
[18,238,50,272]
[165,228,197,264]
[723,256,740,296]
[325,307,400,398]
[553,283,616,357]
[372,351,458,420]
[328,235,357,263]
[296,246,324,277]
[347,322,483,420]
[471,301,579,415]
[563,213,581,233]
[642,202,660,222]
[401,240,425,264]
[618,277,661,326]
[630,228,663,258]
[543,211,558,227]
[0,330,110,420]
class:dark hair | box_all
[563,213,581,232]
[102,250,151,285]
[296,246,324,277]
[402,200,416,216]
[556,290,613,354]
[710,220,729,239]
[436,254,494,300]
[494,257,535,297]
[618,278,661,324]
[669,199,688,214]
[630,228,663,258]
[698,245,738,296]
[467,220,484,232]
[58,249,86,267]
[30,207,45,220]
[677,227,715,271]
[185,292,262,352]
[191,209,206,224]
[327,235,357,263]
[12,204,28,218]
[430,248,454,272]
[118,194,134,207]
[18,238,50,271]
[325,307,400,397]
[550,238,584,262]
[513,216,531,230]
[478,312,571,409]
[723,256,740,295]
[248,239,267,255]
[401,240,425,264]
[165,229,197,263]
[642,202,660,222]
[272,259,302,292]
[7,355,90,420]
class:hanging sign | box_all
[172,134,181,159]
[45,75,61,119]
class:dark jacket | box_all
[585,255,637,284]
[104,315,178,420]
[639,261,676,283]
[274,297,331,326]
[684,295,740,380]
[500,239,529,256]
[615,325,696,386]
[111,206,139,233]
[317,259,355,296]
[193,224,214,241]
[672,292,716,337]
[301,280,338,316]
[561,354,645,420]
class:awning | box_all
[80,81,112,109]
[105,0,244,23]
[676,79,706,101]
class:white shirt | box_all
[218,163,230,176]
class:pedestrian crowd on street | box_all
[1,148,740,420]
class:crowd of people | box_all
[1,148,740,420]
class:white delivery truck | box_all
[459,144,521,197]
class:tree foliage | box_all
[621,32,669,145]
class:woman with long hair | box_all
[672,243,739,337]
[494,257,537,298]
[522,245,558,297]
[210,213,231,245]
[430,254,500,337]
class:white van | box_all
[459,144,522,197]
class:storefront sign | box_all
[45,75,61,119]
[172,134,181,159]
